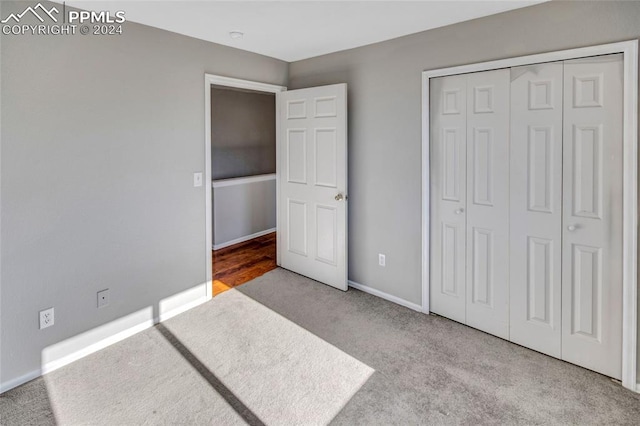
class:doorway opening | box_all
[205,76,287,297]
[204,76,349,298]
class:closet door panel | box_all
[509,63,563,357]
[430,75,468,323]
[465,69,510,339]
[562,54,623,379]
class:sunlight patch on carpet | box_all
[164,288,375,424]
[28,287,373,425]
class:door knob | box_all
[455,208,465,215]
[335,193,344,201]
[567,224,578,232]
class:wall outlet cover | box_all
[97,289,110,308]
[39,307,55,329]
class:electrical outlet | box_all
[39,307,54,329]
[97,289,110,308]
[378,254,386,267]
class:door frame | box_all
[204,74,287,299]
[421,40,639,392]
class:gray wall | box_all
[290,0,640,303]
[211,87,276,180]
[0,1,287,386]
[213,179,276,247]
[289,0,640,380]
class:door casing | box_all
[421,40,639,392]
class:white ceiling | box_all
[66,1,546,62]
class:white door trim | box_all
[204,74,286,299]
[421,40,639,392]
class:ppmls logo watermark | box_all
[2,2,126,36]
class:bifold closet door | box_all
[465,69,510,339]
[509,62,564,358]
[431,54,624,380]
[430,69,510,338]
[430,74,468,323]
[561,54,623,380]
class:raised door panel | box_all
[572,125,603,219]
[561,54,623,379]
[509,62,563,358]
[440,222,461,297]
[314,128,337,188]
[465,69,510,339]
[315,204,337,265]
[442,128,462,202]
[472,128,494,206]
[287,200,308,256]
[430,74,467,323]
[570,244,602,340]
[471,227,493,306]
[527,237,554,325]
[287,129,307,184]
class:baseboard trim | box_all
[0,370,43,395]
[159,293,209,323]
[213,228,276,250]
[348,280,423,312]
[41,317,155,377]
[0,283,209,394]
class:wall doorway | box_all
[204,75,287,297]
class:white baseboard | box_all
[0,369,43,395]
[41,312,155,376]
[213,228,276,250]
[158,283,209,322]
[0,282,209,394]
[348,280,423,312]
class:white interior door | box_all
[509,62,563,357]
[277,84,348,290]
[561,54,623,379]
[430,74,468,323]
[465,69,510,339]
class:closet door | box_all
[561,54,623,379]
[465,69,510,339]
[509,63,563,357]
[430,75,468,323]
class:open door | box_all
[277,84,348,290]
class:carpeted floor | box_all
[2,267,640,424]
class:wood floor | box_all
[212,232,277,296]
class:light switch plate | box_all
[193,172,203,187]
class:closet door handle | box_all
[454,208,465,215]
[567,224,578,232]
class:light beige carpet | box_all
[0,286,373,425]
[3,268,640,425]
